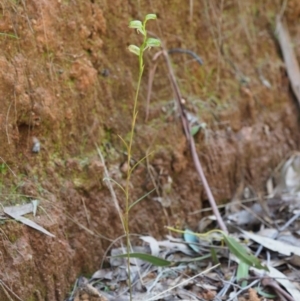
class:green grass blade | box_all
[255,287,276,298]
[103,177,126,194]
[0,33,18,39]
[128,188,155,211]
[210,247,219,266]
[223,234,268,271]
[236,261,249,287]
[114,252,172,267]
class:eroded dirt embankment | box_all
[0,0,300,300]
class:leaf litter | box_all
[0,200,55,237]
[64,150,300,301]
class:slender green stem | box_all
[125,16,160,300]
[124,26,147,301]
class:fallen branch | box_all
[147,48,228,233]
[276,16,300,105]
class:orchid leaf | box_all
[114,252,172,267]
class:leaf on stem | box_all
[129,20,145,36]
[128,188,156,211]
[103,177,126,194]
[223,234,268,271]
[145,38,161,50]
[128,45,141,56]
[145,14,157,22]
[114,252,172,267]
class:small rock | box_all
[32,137,41,153]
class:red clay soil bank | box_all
[0,0,300,300]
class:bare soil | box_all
[0,0,300,300]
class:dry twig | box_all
[147,47,228,232]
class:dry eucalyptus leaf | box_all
[140,236,160,256]
[91,269,113,281]
[256,228,278,238]
[4,206,55,237]
[242,230,300,256]
[157,235,194,256]
[3,203,34,216]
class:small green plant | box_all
[0,33,18,39]
[0,163,8,194]
[166,227,269,270]
[122,14,160,299]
